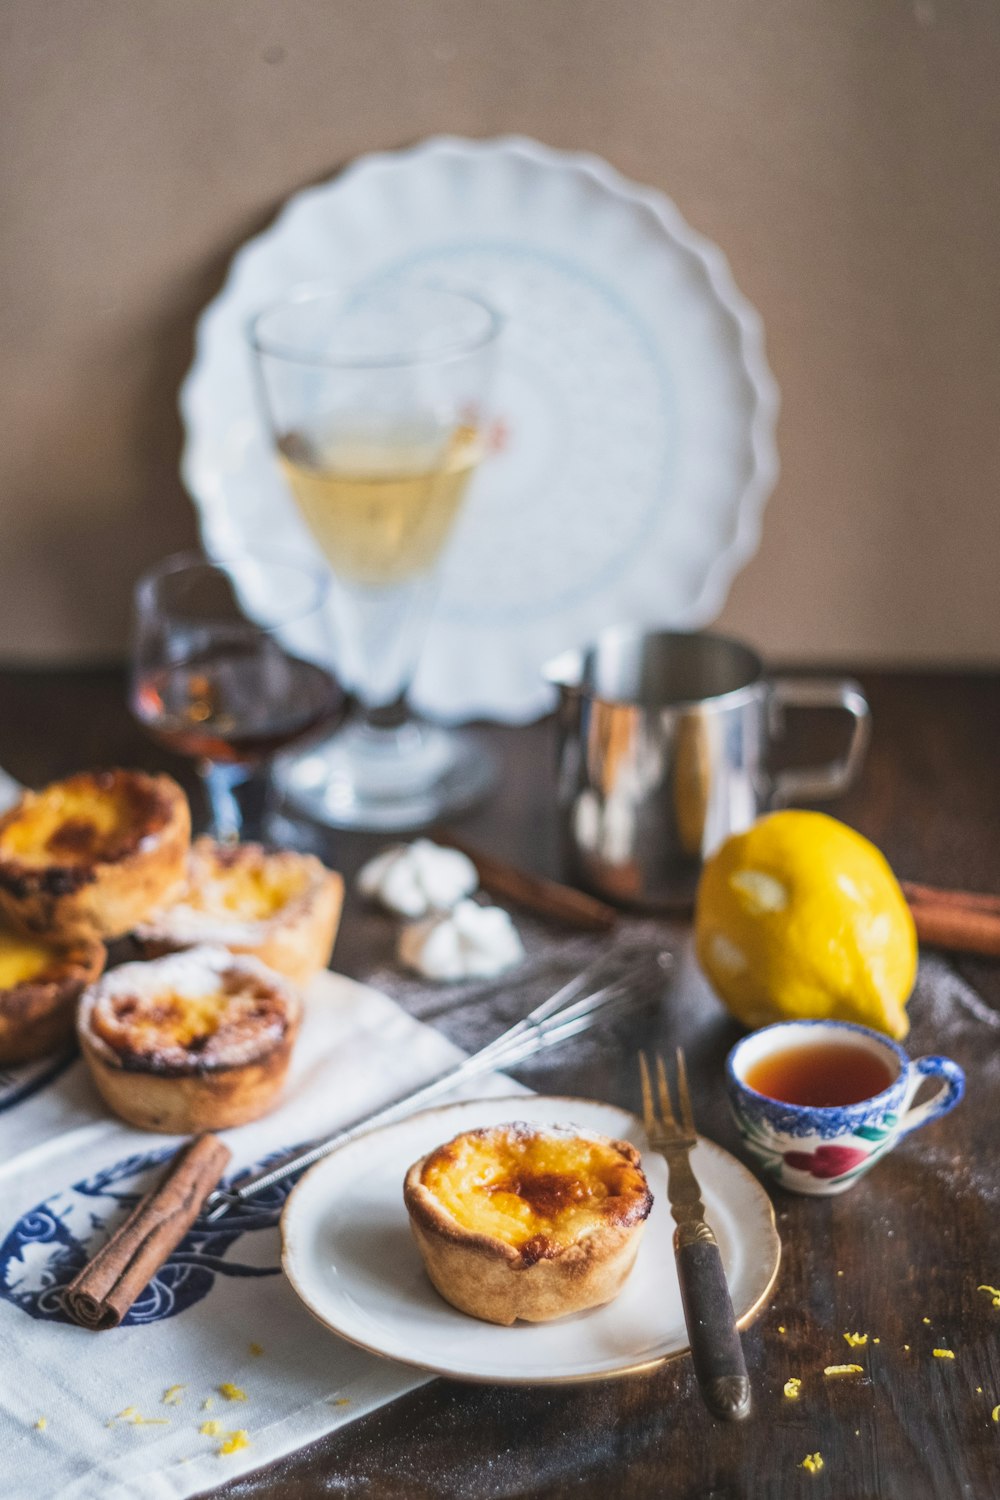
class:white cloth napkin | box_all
[0,972,522,1499]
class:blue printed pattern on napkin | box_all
[0,1145,298,1325]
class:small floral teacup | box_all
[725,1020,965,1196]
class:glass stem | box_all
[200,761,272,844]
[361,692,410,733]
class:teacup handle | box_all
[897,1055,966,1137]
[768,678,871,805]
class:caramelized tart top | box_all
[0,770,178,871]
[415,1124,652,1264]
[81,946,299,1073]
[0,920,104,993]
[0,926,60,989]
[137,837,318,943]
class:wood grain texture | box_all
[0,667,998,1499]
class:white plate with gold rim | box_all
[280,1094,780,1385]
[181,135,779,725]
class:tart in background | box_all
[77,945,302,1132]
[0,770,190,940]
[134,837,343,986]
[0,922,106,1065]
[404,1123,653,1325]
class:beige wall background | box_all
[1,0,998,668]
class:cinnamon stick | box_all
[901,881,1000,958]
[64,1134,231,1330]
[435,832,618,932]
[906,902,1000,958]
[902,881,1000,919]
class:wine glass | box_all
[130,551,342,842]
[248,281,502,831]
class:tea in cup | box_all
[725,1020,964,1196]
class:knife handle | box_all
[674,1230,751,1421]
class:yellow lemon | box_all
[694,810,917,1039]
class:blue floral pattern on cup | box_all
[726,1020,965,1196]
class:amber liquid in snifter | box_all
[277,422,483,588]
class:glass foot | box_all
[274,720,497,831]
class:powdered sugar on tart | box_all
[135,838,343,986]
[81,946,299,1073]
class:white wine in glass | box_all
[250,284,501,831]
[276,422,483,589]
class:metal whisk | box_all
[202,946,670,1222]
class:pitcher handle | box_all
[897,1055,965,1138]
[769,678,871,806]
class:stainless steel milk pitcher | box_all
[546,629,870,909]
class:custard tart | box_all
[404,1122,653,1325]
[0,770,190,940]
[135,837,343,986]
[77,945,302,1132]
[0,921,106,1065]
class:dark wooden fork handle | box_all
[675,1235,751,1421]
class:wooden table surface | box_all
[1,666,998,1500]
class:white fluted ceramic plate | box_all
[181,135,779,724]
[281,1095,780,1385]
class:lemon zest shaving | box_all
[218,1429,250,1456]
[114,1408,138,1421]
[130,1416,170,1426]
[249,1342,264,1357]
[34,1417,47,1432]
[904,1344,910,1351]
[932,1348,955,1360]
[200,1420,222,1437]
[977,1284,1000,1309]
[801,1452,824,1474]
[783,1377,801,1400]
[992,1404,999,1423]
[824,1364,864,1376]
[843,1332,868,1347]
[777,1325,786,1334]
[922,1317,931,1325]
[162,1385,185,1405]
[202,1398,213,1410]
[218,1383,247,1402]
[332,1397,350,1406]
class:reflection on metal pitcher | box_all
[546,629,870,910]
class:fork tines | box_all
[639,1048,697,1143]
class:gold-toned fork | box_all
[639,1049,751,1422]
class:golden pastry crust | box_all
[134,837,343,986]
[0,770,190,940]
[77,946,301,1132]
[0,925,106,1065]
[404,1123,652,1325]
